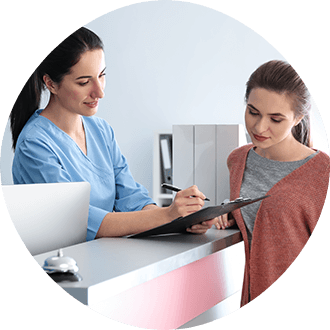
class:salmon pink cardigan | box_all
[227,144,330,306]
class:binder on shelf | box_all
[216,125,247,204]
[172,125,194,190]
[173,124,247,206]
[153,131,174,207]
[160,134,172,185]
[195,125,216,205]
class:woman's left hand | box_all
[186,217,218,234]
[214,213,236,230]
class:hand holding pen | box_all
[162,183,215,232]
[161,183,210,201]
[161,183,216,234]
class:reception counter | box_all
[34,228,245,329]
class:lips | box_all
[253,134,270,142]
[84,100,99,108]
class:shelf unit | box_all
[172,124,247,206]
[152,130,174,207]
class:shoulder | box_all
[16,112,52,149]
[315,149,330,163]
[304,151,330,192]
[306,150,330,174]
[227,144,254,168]
[272,150,330,210]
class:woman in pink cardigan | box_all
[216,60,330,306]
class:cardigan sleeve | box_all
[249,150,330,301]
[226,146,330,305]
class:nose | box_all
[254,117,269,134]
[91,80,105,100]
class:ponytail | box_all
[10,71,44,150]
[9,26,103,151]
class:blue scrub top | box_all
[12,109,155,241]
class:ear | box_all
[43,75,58,95]
[294,114,304,127]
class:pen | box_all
[161,183,210,201]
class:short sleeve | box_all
[13,138,109,241]
[87,205,108,241]
[102,125,155,212]
[13,139,72,184]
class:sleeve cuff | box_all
[86,205,109,241]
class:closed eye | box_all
[248,105,283,123]
[76,68,106,86]
[77,73,105,87]
[248,108,259,116]
[271,117,282,123]
[78,81,89,86]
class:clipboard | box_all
[128,195,270,238]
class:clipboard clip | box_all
[221,197,252,205]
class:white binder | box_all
[173,124,247,206]
[160,134,173,184]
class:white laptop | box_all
[2,182,90,256]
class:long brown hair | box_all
[245,60,311,147]
[10,27,104,150]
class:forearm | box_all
[96,186,209,238]
[95,206,170,238]
[142,203,159,210]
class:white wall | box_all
[0,0,328,197]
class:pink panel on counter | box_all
[98,249,235,330]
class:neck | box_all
[254,135,312,162]
[41,98,84,136]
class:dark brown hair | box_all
[10,27,104,150]
[245,60,311,147]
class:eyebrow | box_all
[247,104,286,117]
[75,67,106,80]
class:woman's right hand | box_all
[167,185,206,220]
[215,213,236,230]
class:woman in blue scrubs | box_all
[10,27,216,240]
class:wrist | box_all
[163,205,175,223]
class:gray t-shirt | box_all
[240,148,318,245]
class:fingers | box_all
[170,185,206,219]
[186,223,210,234]
[215,214,236,230]
[179,196,204,208]
[186,218,216,234]
[220,214,228,229]
[177,186,205,209]
[179,185,207,201]
[204,218,218,228]
[215,214,227,230]
[213,217,222,230]
[172,199,204,215]
[189,214,235,234]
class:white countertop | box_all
[34,228,242,305]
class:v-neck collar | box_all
[37,109,89,158]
